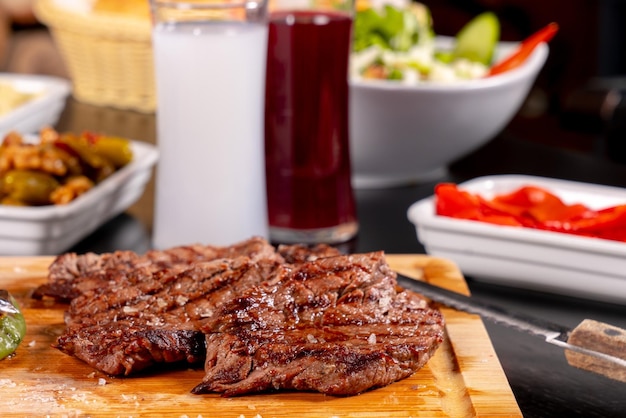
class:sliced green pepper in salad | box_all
[0,289,26,360]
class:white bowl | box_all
[349,38,549,189]
[0,139,158,256]
[0,73,71,137]
[407,175,626,304]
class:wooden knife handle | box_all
[565,319,626,383]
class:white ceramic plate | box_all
[407,174,626,304]
[0,73,71,137]
[0,139,158,256]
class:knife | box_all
[396,273,626,383]
[0,289,19,315]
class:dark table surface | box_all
[57,99,626,418]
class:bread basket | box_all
[34,0,155,113]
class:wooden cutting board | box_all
[0,254,521,417]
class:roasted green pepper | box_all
[0,289,26,360]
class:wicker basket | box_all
[34,0,156,113]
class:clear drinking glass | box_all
[264,0,358,244]
[150,0,269,248]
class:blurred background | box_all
[2,0,625,160]
[424,0,626,161]
[0,0,68,77]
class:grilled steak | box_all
[40,238,444,396]
[51,239,339,376]
[33,236,279,302]
[275,243,341,263]
[55,255,281,375]
[56,321,206,376]
[192,251,445,396]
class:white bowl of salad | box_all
[349,3,553,188]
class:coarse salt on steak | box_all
[49,239,341,376]
[55,255,282,375]
[39,238,444,396]
[192,251,445,396]
[34,236,280,302]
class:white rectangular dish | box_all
[0,140,158,256]
[0,73,71,136]
[407,174,626,304]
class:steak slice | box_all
[49,240,341,376]
[34,236,278,302]
[46,240,444,396]
[55,255,282,375]
[276,243,341,263]
[192,252,445,396]
[56,321,206,376]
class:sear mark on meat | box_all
[55,255,282,376]
[34,236,280,302]
[192,251,445,397]
[49,239,339,377]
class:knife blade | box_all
[0,289,19,315]
[396,273,626,383]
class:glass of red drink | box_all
[265,0,358,244]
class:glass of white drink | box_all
[150,0,269,248]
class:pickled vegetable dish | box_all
[435,183,626,242]
[0,128,133,206]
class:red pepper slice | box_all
[434,182,626,243]
[490,186,591,222]
[82,131,102,145]
[488,22,559,76]
[434,183,481,218]
[564,205,626,233]
[435,183,524,226]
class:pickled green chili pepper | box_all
[0,289,26,360]
[54,135,115,182]
[91,136,133,168]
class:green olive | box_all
[2,170,60,206]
